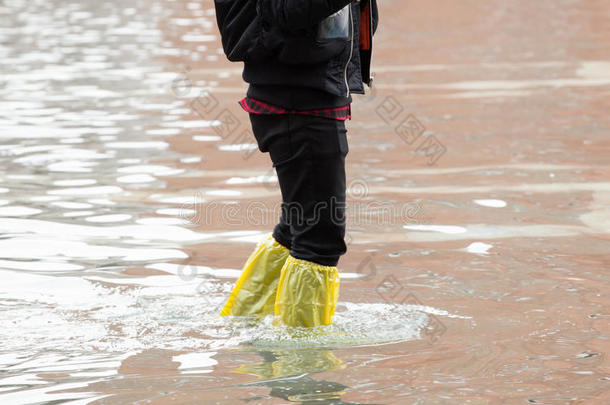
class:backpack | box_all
[214,0,353,66]
[213,0,266,62]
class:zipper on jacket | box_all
[367,0,374,86]
[343,4,354,97]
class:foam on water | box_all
[0,267,438,356]
[238,303,430,350]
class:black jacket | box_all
[242,0,379,105]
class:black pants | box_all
[249,113,349,266]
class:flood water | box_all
[1,0,609,403]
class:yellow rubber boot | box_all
[220,233,290,317]
[274,255,340,327]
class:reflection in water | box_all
[2,0,610,403]
[235,350,378,405]
[235,349,345,379]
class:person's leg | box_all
[248,112,348,265]
[276,114,348,266]
[219,113,294,318]
[245,112,295,250]
[248,113,348,326]
[271,213,292,252]
[220,233,289,316]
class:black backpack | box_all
[214,0,353,65]
[213,0,265,62]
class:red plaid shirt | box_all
[239,96,351,121]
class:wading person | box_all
[215,0,379,327]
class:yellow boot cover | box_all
[274,255,340,327]
[232,349,345,378]
[220,233,290,317]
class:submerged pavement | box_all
[0,0,609,403]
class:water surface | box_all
[1,0,609,403]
